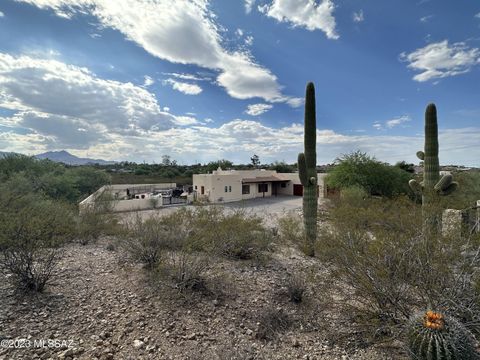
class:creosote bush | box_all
[0,191,75,292]
[122,206,272,265]
[187,207,273,261]
[317,196,480,343]
[277,211,304,246]
[155,251,209,293]
[77,190,120,245]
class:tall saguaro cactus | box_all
[298,82,318,256]
[409,103,458,236]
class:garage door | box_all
[293,184,303,196]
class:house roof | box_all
[241,176,288,183]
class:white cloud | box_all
[475,12,480,19]
[285,97,304,108]
[352,10,364,23]
[161,72,210,81]
[386,115,411,128]
[173,116,199,126]
[2,109,480,166]
[143,75,154,87]
[0,53,199,150]
[373,115,411,130]
[245,103,273,116]
[16,0,298,103]
[245,0,255,14]
[0,11,4,17]
[245,35,254,46]
[400,40,480,82]
[259,0,339,39]
[164,78,203,95]
[420,15,433,22]
[236,28,244,37]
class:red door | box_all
[293,184,303,196]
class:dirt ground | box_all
[0,198,408,359]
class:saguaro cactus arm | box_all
[409,179,423,194]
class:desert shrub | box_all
[0,154,110,204]
[256,308,292,341]
[325,151,412,197]
[188,207,272,260]
[119,209,193,267]
[277,211,304,246]
[77,191,119,245]
[340,185,368,206]
[0,192,75,292]
[120,214,168,268]
[285,273,307,304]
[155,251,209,293]
[317,196,480,343]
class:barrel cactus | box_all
[408,103,458,236]
[298,82,318,256]
[407,310,479,359]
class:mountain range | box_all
[0,150,115,165]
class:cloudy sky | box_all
[0,0,479,165]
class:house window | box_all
[242,185,250,194]
[281,183,286,188]
[201,186,204,195]
[225,186,228,193]
[258,183,268,193]
[229,186,232,192]
[194,185,197,190]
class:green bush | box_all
[325,151,413,197]
[0,192,75,292]
[317,197,480,342]
[339,185,368,207]
[77,189,119,244]
[120,215,169,268]
[188,207,272,260]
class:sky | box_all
[0,0,479,166]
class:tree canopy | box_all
[325,151,413,198]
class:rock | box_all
[186,333,196,340]
[246,329,253,336]
[292,338,300,347]
[133,340,144,349]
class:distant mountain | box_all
[0,151,15,158]
[35,150,115,165]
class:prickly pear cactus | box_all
[298,82,318,256]
[408,104,458,236]
[407,310,479,360]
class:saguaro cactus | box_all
[407,310,479,360]
[409,103,458,237]
[298,82,318,256]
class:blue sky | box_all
[0,0,479,165]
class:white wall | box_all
[192,170,327,204]
[79,183,177,213]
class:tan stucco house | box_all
[193,168,327,203]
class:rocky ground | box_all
[0,235,407,360]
